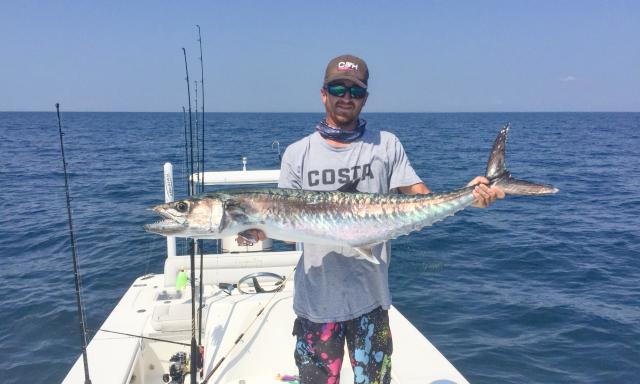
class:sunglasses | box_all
[325,83,367,99]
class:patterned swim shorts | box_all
[292,307,392,384]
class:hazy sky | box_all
[1,1,638,112]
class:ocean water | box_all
[1,112,638,383]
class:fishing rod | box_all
[183,48,195,197]
[182,47,199,384]
[194,80,200,190]
[196,26,206,373]
[193,79,206,372]
[197,24,205,194]
[192,88,205,376]
[56,103,92,384]
[183,106,189,197]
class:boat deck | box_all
[64,254,469,384]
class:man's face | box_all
[321,80,368,128]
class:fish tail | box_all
[486,123,559,195]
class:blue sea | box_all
[1,112,638,383]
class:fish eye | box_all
[175,201,189,212]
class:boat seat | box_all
[149,285,218,332]
[163,252,300,288]
[150,301,194,332]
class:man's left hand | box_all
[467,176,505,208]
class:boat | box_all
[63,161,470,384]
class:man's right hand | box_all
[236,229,267,246]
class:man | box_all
[244,54,503,384]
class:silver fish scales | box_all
[202,187,473,246]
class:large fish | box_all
[144,125,558,263]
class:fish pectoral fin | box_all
[353,246,380,264]
[220,199,248,231]
[224,199,246,217]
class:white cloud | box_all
[560,75,577,82]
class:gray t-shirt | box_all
[278,128,422,323]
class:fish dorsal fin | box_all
[353,245,380,264]
[337,178,361,193]
[485,123,510,180]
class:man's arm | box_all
[398,182,431,195]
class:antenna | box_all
[272,140,282,163]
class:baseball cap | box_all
[323,54,369,88]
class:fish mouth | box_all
[144,206,187,235]
[144,219,187,234]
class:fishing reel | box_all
[162,352,189,384]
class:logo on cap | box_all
[337,61,358,71]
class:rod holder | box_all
[164,163,176,258]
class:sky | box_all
[0,0,638,112]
